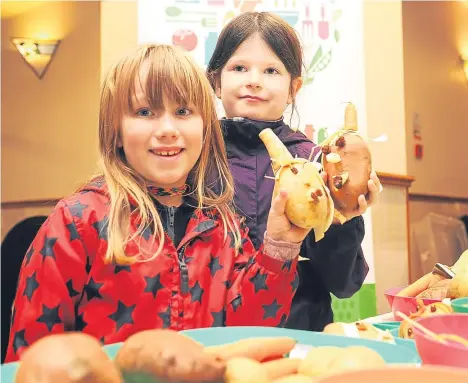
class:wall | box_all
[1,1,101,205]
[402,1,468,281]
[1,1,138,240]
[100,1,138,80]
[363,0,407,175]
[403,1,468,199]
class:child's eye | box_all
[265,67,279,75]
[136,108,154,117]
[233,65,247,72]
[175,107,191,116]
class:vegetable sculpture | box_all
[321,103,372,222]
[259,128,334,241]
[259,102,372,240]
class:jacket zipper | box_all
[165,206,189,294]
[177,245,189,294]
[167,206,175,243]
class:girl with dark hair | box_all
[207,12,382,331]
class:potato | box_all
[448,275,468,299]
[115,329,225,383]
[322,133,372,216]
[326,346,385,373]
[15,332,122,383]
[259,128,334,241]
[298,346,344,377]
[452,249,468,275]
[271,374,317,383]
[224,357,269,383]
[263,357,302,380]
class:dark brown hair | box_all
[206,12,303,121]
[207,12,303,84]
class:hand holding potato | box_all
[259,129,335,242]
[266,190,312,244]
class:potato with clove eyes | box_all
[321,104,372,219]
[259,128,335,241]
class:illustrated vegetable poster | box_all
[139,0,377,319]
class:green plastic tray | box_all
[0,326,420,382]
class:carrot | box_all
[205,337,297,361]
[263,358,301,380]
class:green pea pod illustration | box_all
[310,50,332,73]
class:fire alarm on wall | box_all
[415,144,424,160]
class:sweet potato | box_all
[259,128,334,241]
[205,337,297,362]
[115,329,225,383]
[321,103,372,217]
[15,332,123,383]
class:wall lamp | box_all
[12,38,61,79]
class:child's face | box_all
[119,63,203,189]
[216,34,299,121]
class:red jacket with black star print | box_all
[5,179,299,363]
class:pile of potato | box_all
[13,329,388,383]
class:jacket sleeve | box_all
[301,216,369,298]
[5,199,90,363]
[225,224,300,327]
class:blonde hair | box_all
[97,44,241,265]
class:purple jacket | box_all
[222,118,369,331]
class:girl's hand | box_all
[322,171,383,222]
[397,272,443,297]
[266,190,311,244]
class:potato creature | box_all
[323,322,394,344]
[399,300,453,339]
[298,346,385,379]
[325,346,386,372]
[15,332,123,383]
[321,103,372,220]
[259,129,334,241]
[115,329,225,383]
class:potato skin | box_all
[322,133,372,215]
[115,329,226,383]
[15,332,123,383]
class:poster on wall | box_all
[138,0,376,289]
